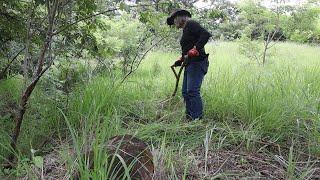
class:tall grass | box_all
[67,41,319,177]
[124,42,320,149]
[60,41,320,171]
[1,41,319,178]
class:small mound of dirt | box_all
[105,135,154,180]
[30,135,154,180]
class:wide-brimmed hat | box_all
[166,9,191,25]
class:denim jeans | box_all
[182,59,209,119]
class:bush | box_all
[290,30,314,43]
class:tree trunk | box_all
[262,44,268,65]
[8,0,59,164]
[23,6,33,80]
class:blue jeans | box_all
[182,59,209,119]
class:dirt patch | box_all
[188,148,320,179]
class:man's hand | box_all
[173,57,183,67]
[187,47,199,57]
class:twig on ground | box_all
[211,141,244,176]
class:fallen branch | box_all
[211,141,244,176]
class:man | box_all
[167,9,211,121]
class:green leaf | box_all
[33,156,44,169]
[119,2,129,11]
[119,2,125,11]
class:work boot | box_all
[184,114,193,122]
[194,116,203,121]
[183,114,193,123]
[184,115,203,122]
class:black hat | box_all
[166,9,191,25]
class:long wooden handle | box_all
[170,65,178,79]
[171,65,184,97]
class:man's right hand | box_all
[174,59,183,67]
[173,57,184,67]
